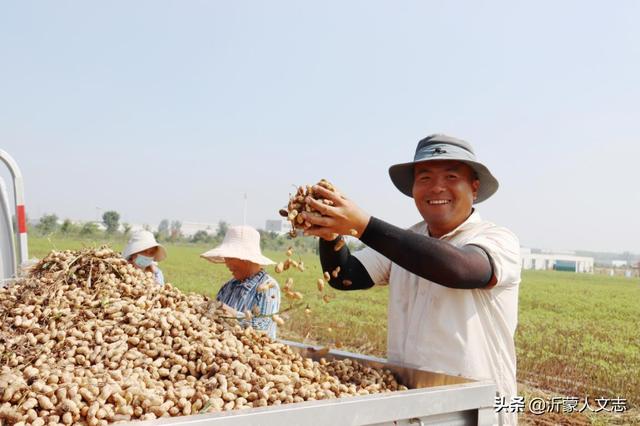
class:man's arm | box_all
[302,185,493,290]
[360,216,493,289]
[319,238,374,290]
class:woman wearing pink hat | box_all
[122,230,167,285]
[201,225,281,339]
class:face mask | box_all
[134,254,154,269]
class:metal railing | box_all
[0,149,28,281]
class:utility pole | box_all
[243,193,248,226]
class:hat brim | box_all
[154,245,167,262]
[200,247,275,266]
[123,243,167,261]
[388,159,499,203]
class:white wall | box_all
[520,250,594,273]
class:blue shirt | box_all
[153,264,165,285]
[216,270,280,338]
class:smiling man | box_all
[302,134,521,425]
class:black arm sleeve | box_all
[319,238,374,291]
[358,216,493,289]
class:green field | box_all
[27,236,640,422]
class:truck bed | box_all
[130,340,496,426]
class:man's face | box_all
[412,160,480,237]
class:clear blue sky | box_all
[1,1,638,253]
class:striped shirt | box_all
[152,264,165,285]
[216,270,280,338]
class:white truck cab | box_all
[0,150,28,283]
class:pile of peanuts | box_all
[0,248,406,425]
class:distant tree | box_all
[38,214,59,234]
[142,224,151,231]
[122,223,132,236]
[191,230,210,243]
[80,222,99,236]
[170,220,182,241]
[258,229,280,251]
[102,211,120,234]
[216,220,229,239]
[60,219,75,234]
[254,229,320,253]
[158,219,170,239]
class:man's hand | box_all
[301,185,371,241]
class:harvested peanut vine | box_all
[0,247,406,425]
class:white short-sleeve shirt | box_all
[353,211,521,425]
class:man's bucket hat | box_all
[388,134,499,203]
[200,225,275,266]
[122,230,167,261]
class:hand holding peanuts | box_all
[301,185,371,241]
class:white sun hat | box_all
[122,230,167,261]
[200,225,275,265]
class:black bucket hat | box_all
[388,134,499,203]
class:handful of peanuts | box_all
[280,179,356,251]
[0,247,406,425]
[279,179,337,238]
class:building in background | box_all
[180,221,218,237]
[520,248,594,273]
[265,219,292,235]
